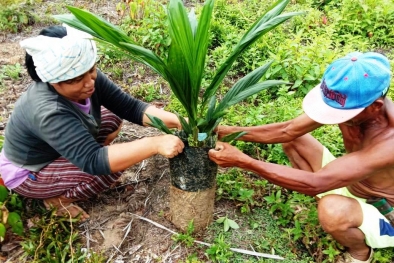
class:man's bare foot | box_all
[43,196,90,221]
[336,248,373,263]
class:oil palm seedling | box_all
[55,0,302,231]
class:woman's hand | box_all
[155,134,184,158]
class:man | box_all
[208,52,393,263]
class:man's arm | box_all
[209,141,392,196]
[218,113,322,144]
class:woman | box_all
[0,25,184,220]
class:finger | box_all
[215,143,224,151]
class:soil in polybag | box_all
[169,145,218,192]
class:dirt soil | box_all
[0,1,224,262]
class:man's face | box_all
[342,107,372,126]
[51,64,97,103]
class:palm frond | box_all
[145,114,173,134]
[220,131,248,143]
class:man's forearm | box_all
[219,114,321,144]
[239,157,324,196]
[219,123,292,144]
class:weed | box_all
[216,216,239,232]
[0,2,36,33]
[205,234,233,263]
[182,253,204,263]
[20,208,105,262]
[0,189,24,241]
[172,220,195,247]
[128,82,164,102]
[1,63,22,80]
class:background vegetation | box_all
[1,0,394,262]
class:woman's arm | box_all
[107,134,184,172]
[142,106,181,129]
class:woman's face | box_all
[51,65,97,103]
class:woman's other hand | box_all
[155,135,184,158]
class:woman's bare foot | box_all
[43,196,90,221]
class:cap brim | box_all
[302,84,364,125]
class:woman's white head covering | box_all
[19,25,97,83]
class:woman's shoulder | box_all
[17,82,72,114]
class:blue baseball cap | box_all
[303,52,391,124]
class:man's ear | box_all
[370,98,384,112]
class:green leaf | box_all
[225,80,288,107]
[0,186,8,202]
[223,218,230,232]
[214,62,274,113]
[11,221,23,236]
[176,113,192,135]
[216,217,225,223]
[7,211,20,225]
[220,131,247,143]
[7,212,23,236]
[0,223,5,240]
[227,219,239,229]
[145,114,173,134]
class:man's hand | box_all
[155,135,184,158]
[215,125,229,140]
[208,141,249,167]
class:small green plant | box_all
[55,0,302,147]
[322,242,341,262]
[264,189,294,226]
[20,209,105,262]
[0,181,24,242]
[205,234,233,263]
[182,253,203,263]
[1,63,22,80]
[216,169,265,213]
[118,0,170,55]
[0,2,36,33]
[128,82,164,102]
[172,220,195,247]
[215,215,239,232]
[328,0,394,47]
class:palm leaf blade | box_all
[145,114,173,134]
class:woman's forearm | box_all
[107,137,158,172]
[142,106,180,129]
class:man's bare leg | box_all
[318,195,371,261]
[282,134,324,172]
[283,135,371,261]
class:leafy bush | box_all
[326,0,394,48]
[20,209,105,262]
[0,2,36,33]
[0,185,24,241]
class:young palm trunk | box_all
[169,145,218,232]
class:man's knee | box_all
[318,195,362,233]
[282,140,296,156]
